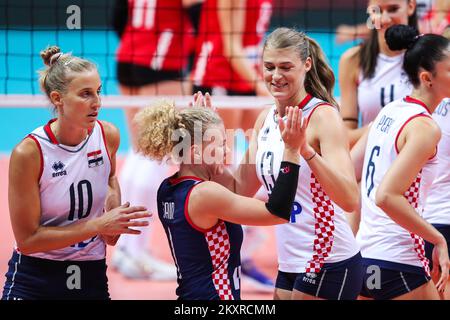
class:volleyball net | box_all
[0,0,373,108]
[0,0,448,109]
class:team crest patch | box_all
[87,150,104,168]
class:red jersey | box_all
[117,0,194,71]
[419,4,450,35]
[192,0,273,93]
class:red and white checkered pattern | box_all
[205,221,234,300]
[404,171,422,209]
[405,172,431,276]
[305,174,336,274]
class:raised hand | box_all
[278,106,307,153]
[96,202,151,236]
[189,91,215,111]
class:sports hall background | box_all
[0,0,367,299]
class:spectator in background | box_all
[110,0,202,280]
[191,0,276,292]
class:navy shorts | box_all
[275,252,364,300]
[192,85,256,96]
[424,224,450,273]
[2,251,110,300]
[360,258,431,300]
[117,62,182,87]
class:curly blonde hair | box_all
[134,100,222,161]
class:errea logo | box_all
[52,161,67,178]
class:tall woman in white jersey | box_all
[218,28,362,300]
[423,98,450,299]
[339,0,417,234]
[1,46,150,300]
[357,25,450,300]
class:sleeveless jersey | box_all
[423,98,450,225]
[116,0,194,71]
[358,96,439,275]
[255,94,360,274]
[192,0,272,93]
[358,53,412,126]
[158,175,243,300]
[24,120,111,261]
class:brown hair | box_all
[359,0,418,79]
[134,100,222,161]
[263,27,338,107]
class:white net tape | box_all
[0,95,275,109]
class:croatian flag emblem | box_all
[87,150,104,168]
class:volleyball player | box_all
[111,0,201,280]
[335,0,449,43]
[339,0,418,233]
[358,25,450,300]
[339,0,417,148]
[423,98,450,300]
[218,27,363,300]
[2,46,150,300]
[134,101,303,300]
[191,0,276,290]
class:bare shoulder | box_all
[340,45,361,64]
[189,180,237,210]
[339,46,360,85]
[10,137,42,177]
[191,180,230,200]
[310,103,342,125]
[98,120,120,152]
[12,137,41,163]
[407,116,441,141]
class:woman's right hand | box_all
[431,238,450,292]
[279,106,307,154]
[189,91,215,111]
[95,202,151,236]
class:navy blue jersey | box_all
[157,175,243,300]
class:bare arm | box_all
[350,124,371,182]
[9,138,150,255]
[375,117,448,290]
[194,106,304,227]
[101,121,122,246]
[189,181,287,227]
[193,144,301,227]
[339,46,368,148]
[303,106,360,212]
[375,117,443,244]
[217,0,268,95]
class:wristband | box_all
[265,161,300,221]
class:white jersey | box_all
[423,98,450,225]
[23,120,111,261]
[358,53,412,126]
[358,96,438,274]
[256,95,360,274]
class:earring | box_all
[429,83,433,88]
